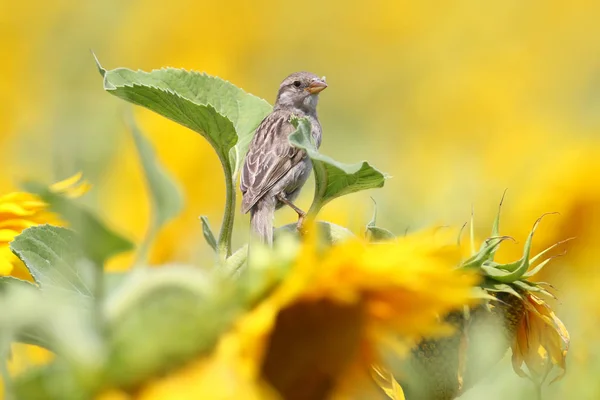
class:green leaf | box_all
[96,58,272,174]
[23,182,133,265]
[0,278,103,388]
[95,56,271,259]
[289,118,387,218]
[200,216,218,252]
[126,113,184,264]
[104,267,241,388]
[0,277,53,350]
[366,198,395,242]
[0,276,36,292]
[10,225,93,297]
[222,244,249,277]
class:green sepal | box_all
[479,280,523,300]
[460,236,514,269]
[487,191,507,261]
[481,213,557,282]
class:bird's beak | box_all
[307,79,328,94]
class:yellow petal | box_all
[49,172,91,198]
[371,364,406,400]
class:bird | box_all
[240,71,328,245]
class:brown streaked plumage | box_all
[241,71,327,245]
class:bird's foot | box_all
[296,212,307,232]
[276,193,307,234]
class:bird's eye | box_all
[293,80,302,88]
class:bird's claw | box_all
[296,214,306,232]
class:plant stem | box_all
[217,162,235,260]
[305,200,323,225]
[0,338,13,400]
[534,383,543,400]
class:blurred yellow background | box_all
[2,1,600,398]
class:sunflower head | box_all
[116,227,478,400]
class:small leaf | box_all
[222,244,249,276]
[23,182,133,265]
[10,225,93,296]
[366,197,396,242]
[367,226,396,242]
[289,118,387,218]
[200,216,218,252]
[96,59,272,174]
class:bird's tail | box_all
[250,197,275,246]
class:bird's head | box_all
[274,71,327,113]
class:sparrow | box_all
[240,72,328,245]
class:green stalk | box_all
[217,161,235,260]
[305,199,324,225]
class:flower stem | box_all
[217,162,235,260]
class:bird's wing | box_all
[240,110,304,214]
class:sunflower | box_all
[100,229,478,400]
[0,172,90,279]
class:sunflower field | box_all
[1,1,599,399]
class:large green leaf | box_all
[126,113,184,263]
[104,267,242,388]
[0,278,103,400]
[23,182,133,265]
[289,118,387,218]
[10,225,93,297]
[0,276,36,293]
[95,55,272,173]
